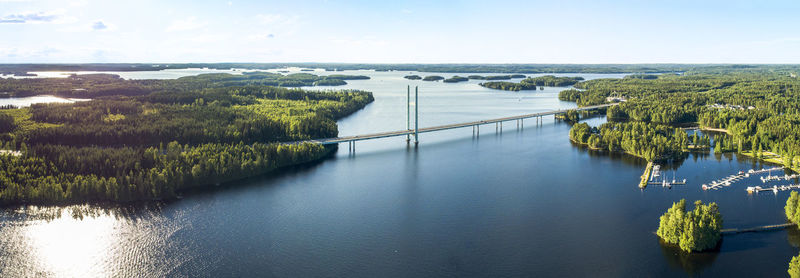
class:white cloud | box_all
[165,17,207,32]
[70,0,89,6]
[331,37,388,47]
[91,21,107,30]
[255,14,298,26]
[0,11,59,24]
[247,33,275,41]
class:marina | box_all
[702,167,784,191]
[644,164,687,188]
[746,184,800,194]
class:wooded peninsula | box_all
[0,73,373,205]
[562,71,800,165]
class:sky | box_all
[1,0,800,63]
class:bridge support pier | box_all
[414,86,419,146]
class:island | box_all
[0,72,370,98]
[443,76,469,83]
[656,199,722,252]
[468,74,525,80]
[479,81,536,91]
[521,75,584,86]
[404,75,422,80]
[422,76,445,81]
[0,74,374,205]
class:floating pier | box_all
[701,167,785,191]
[642,164,686,189]
[746,184,800,194]
[721,223,796,235]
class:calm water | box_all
[0,70,798,277]
[0,95,90,108]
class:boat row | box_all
[746,184,800,194]
[702,172,747,190]
[648,166,686,188]
[760,173,799,183]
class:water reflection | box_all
[0,204,184,277]
[659,238,719,275]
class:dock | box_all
[702,166,784,191]
[746,184,800,194]
[644,164,687,188]
[721,223,796,235]
[640,162,653,189]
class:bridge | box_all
[301,102,618,150]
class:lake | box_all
[0,70,797,277]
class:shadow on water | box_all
[659,238,719,276]
[786,225,800,248]
[571,141,689,169]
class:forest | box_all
[0,76,374,205]
[467,74,525,80]
[569,122,688,161]
[443,76,469,83]
[0,72,370,98]
[562,71,800,163]
[656,199,723,253]
[422,76,444,81]
[479,81,536,91]
[521,75,584,86]
[479,75,582,91]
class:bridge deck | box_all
[299,103,616,145]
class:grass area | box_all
[1,107,61,133]
[739,151,800,173]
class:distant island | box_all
[522,75,584,86]
[404,75,422,80]
[1,63,791,75]
[624,74,659,79]
[0,72,369,98]
[468,74,526,80]
[479,81,536,91]
[423,76,445,81]
[443,76,469,83]
[478,75,581,91]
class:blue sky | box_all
[1,0,799,63]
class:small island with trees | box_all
[656,199,723,252]
[404,75,422,80]
[468,74,526,80]
[521,75,584,86]
[443,76,469,83]
[479,81,536,91]
[422,76,445,81]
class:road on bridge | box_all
[295,103,617,145]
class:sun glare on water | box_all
[23,210,119,277]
